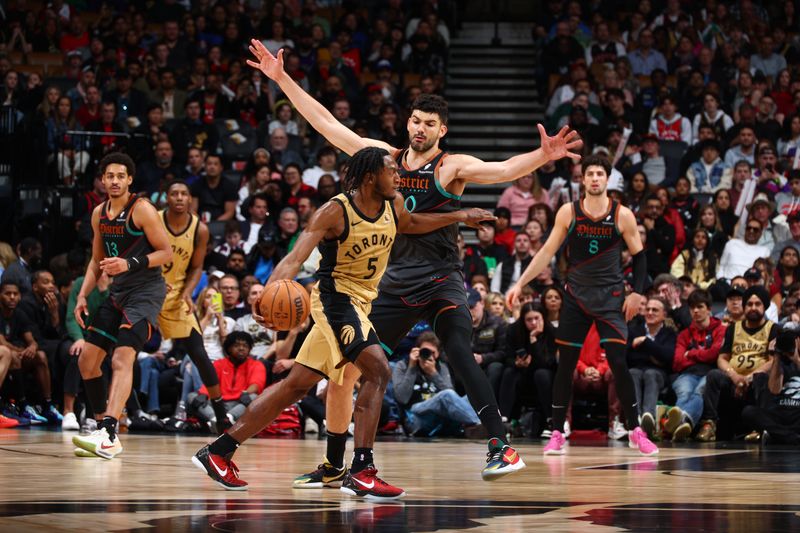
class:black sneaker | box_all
[191,445,248,491]
[292,457,347,489]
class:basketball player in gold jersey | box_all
[247,39,581,481]
[193,146,494,498]
[159,180,229,432]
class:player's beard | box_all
[585,185,606,197]
[409,133,437,153]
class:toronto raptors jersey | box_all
[316,193,397,304]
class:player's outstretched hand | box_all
[538,124,583,162]
[461,208,496,229]
[247,39,285,80]
[622,292,644,323]
[506,284,521,310]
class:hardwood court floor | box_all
[1,428,800,532]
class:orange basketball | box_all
[258,279,311,331]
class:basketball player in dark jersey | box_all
[72,152,173,459]
[192,147,494,496]
[247,40,582,480]
[506,155,658,456]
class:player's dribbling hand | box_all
[74,295,88,329]
[461,208,496,229]
[246,39,285,80]
[623,292,644,323]
[251,302,275,330]
[99,257,129,276]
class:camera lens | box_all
[419,348,432,359]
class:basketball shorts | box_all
[158,290,202,339]
[556,282,628,349]
[86,281,165,353]
[368,272,469,354]
[296,288,379,385]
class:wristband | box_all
[126,255,150,273]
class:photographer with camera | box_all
[741,327,800,444]
[392,332,481,437]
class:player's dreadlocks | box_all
[341,146,390,193]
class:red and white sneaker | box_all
[340,466,405,501]
[482,438,526,480]
[0,414,19,429]
[192,444,248,491]
[543,430,566,455]
[629,427,659,456]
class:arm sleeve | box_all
[631,250,648,294]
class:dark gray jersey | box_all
[99,194,164,299]
[378,149,462,296]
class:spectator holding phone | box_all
[499,302,556,437]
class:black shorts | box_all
[556,283,627,349]
[86,291,164,352]
[369,272,469,354]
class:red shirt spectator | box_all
[673,316,726,373]
[199,356,266,401]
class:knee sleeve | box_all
[181,330,219,388]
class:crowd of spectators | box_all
[2,0,800,445]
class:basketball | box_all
[258,279,310,331]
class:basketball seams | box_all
[268,282,279,330]
[259,280,310,331]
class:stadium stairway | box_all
[444,22,543,242]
